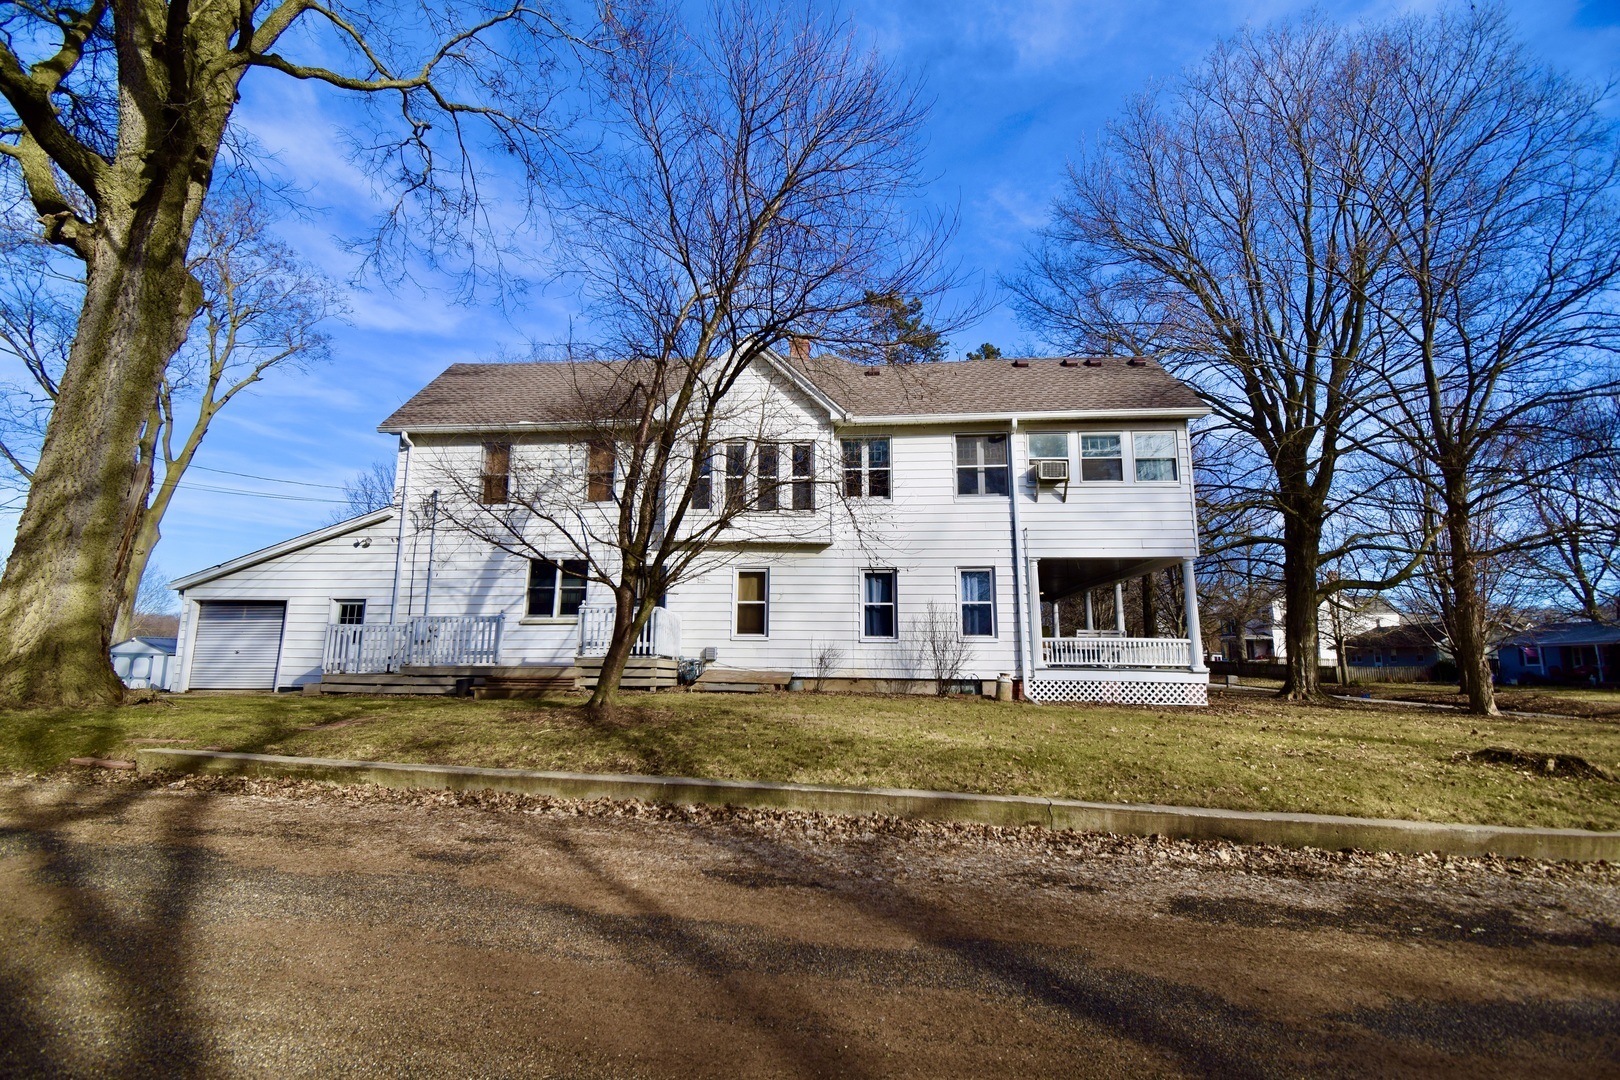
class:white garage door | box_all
[191,602,286,689]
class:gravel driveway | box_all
[1,772,1616,1078]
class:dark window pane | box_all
[1081,458,1123,482]
[957,468,979,496]
[725,442,747,513]
[963,604,994,636]
[984,465,1009,495]
[559,560,588,616]
[868,469,890,499]
[693,452,712,510]
[737,604,766,635]
[845,469,863,498]
[527,559,557,617]
[982,434,1008,464]
[868,438,890,467]
[757,444,779,511]
[337,601,366,625]
[842,439,862,469]
[865,605,895,638]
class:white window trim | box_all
[1076,430,1126,484]
[858,568,899,642]
[953,432,1012,500]
[958,566,998,639]
[331,598,367,625]
[1131,429,1182,484]
[526,557,588,622]
[841,435,894,501]
[732,567,770,639]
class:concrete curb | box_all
[133,748,1620,862]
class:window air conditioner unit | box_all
[1035,458,1069,482]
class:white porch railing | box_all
[576,605,681,658]
[323,616,503,674]
[1042,635,1191,669]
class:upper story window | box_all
[1133,432,1178,481]
[790,443,815,510]
[692,449,714,511]
[1027,432,1069,460]
[725,442,748,514]
[587,439,615,502]
[336,600,366,626]
[480,442,511,504]
[842,437,891,499]
[1079,434,1123,482]
[757,443,780,510]
[528,558,588,618]
[956,434,1009,496]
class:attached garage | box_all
[189,601,287,689]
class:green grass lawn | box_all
[3,689,1618,830]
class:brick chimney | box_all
[788,336,811,361]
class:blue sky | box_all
[3,0,1617,588]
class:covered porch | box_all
[1024,555,1208,706]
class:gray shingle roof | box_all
[1498,621,1620,647]
[378,355,1207,432]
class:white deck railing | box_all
[1042,635,1191,669]
[323,616,503,674]
[576,605,681,658]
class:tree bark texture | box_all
[1441,474,1499,716]
[1280,511,1324,699]
[0,203,202,704]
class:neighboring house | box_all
[111,636,177,690]
[1342,622,1450,675]
[1496,622,1620,686]
[1220,596,1403,665]
[171,353,1215,704]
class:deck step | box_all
[694,669,792,693]
[573,656,679,690]
[473,667,580,700]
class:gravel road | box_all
[1,772,1616,1078]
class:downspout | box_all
[423,489,440,615]
[390,432,414,622]
[1007,417,1027,686]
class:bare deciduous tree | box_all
[1358,7,1620,715]
[329,460,399,525]
[1012,17,1415,700]
[909,601,970,697]
[0,0,570,704]
[423,2,953,715]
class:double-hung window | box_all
[528,558,588,618]
[336,600,366,626]
[862,570,897,638]
[757,443,780,511]
[1133,432,1178,481]
[724,442,748,514]
[956,434,1009,496]
[1079,434,1123,481]
[841,437,891,499]
[480,442,511,504]
[586,439,615,502]
[959,569,995,637]
[692,448,714,510]
[790,443,816,510]
[736,570,768,635]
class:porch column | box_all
[1182,558,1206,672]
[1026,552,1043,676]
[1084,592,1095,632]
[1114,583,1127,634]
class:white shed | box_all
[111,636,178,691]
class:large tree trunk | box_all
[585,586,657,716]
[1280,512,1324,699]
[0,207,201,705]
[1442,485,1498,716]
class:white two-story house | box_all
[170,351,1213,704]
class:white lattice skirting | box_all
[1027,676,1209,707]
